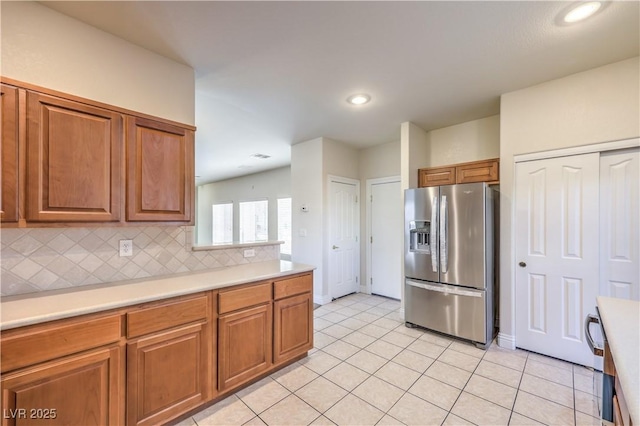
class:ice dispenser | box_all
[409,221,431,253]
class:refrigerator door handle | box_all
[406,280,483,297]
[440,195,448,273]
[431,196,438,272]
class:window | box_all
[277,198,292,256]
[239,200,268,243]
[212,203,233,244]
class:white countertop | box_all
[597,296,640,425]
[1,260,315,331]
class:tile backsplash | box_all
[0,226,280,296]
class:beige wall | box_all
[291,138,325,302]
[1,1,195,125]
[401,122,430,191]
[498,57,640,346]
[196,167,291,246]
[426,115,499,167]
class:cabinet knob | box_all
[518,261,527,268]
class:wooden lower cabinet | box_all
[0,344,124,426]
[126,323,211,426]
[0,272,314,426]
[218,304,273,391]
[274,292,313,365]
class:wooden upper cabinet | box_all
[456,159,499,184]
[1,84,20,223]
[419,166,456,188]
[26,91,122,222]
[126,116,194,222]
[418,158,499,188]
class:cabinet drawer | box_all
[1,315,122,373]
[274,273,312,300]
[219,282,271,314]
[127,295,208,338]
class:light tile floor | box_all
[177,293,600,426]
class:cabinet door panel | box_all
[26,92,122,222]
[127,323,209,426]
[274,293,313,365]
[418,166,456,188]
[1,84,19,222]
[126,117,194,222]
[456,159,499,184]
[1,345,124,426]
[218,304,272,391]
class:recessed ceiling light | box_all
[563,2,602,23]
[347,94,371,105]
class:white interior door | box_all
[370,179,402,299]
[329,179,359,299]
[600,148,640,300]
[515,153,599,367]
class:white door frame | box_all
[502,137,640,349]
[327,175,360,298]
[365,176,401,295]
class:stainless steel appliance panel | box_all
[439,183,488,289]
[405,187,439,283]
[405,279,488,343]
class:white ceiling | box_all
[41,1,639,184]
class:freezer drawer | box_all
[405,279,490,345]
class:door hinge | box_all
[370,278,373,284]
[356,276,358,283]
[370,195,373,202]
[355,196,358,203]
[370,236,373,243]
[355,236,358,242]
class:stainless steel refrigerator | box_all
[404,182,495,348]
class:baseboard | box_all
[497,332,516,349]
[313,294,332,305]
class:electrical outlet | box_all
[119,239,133,257]
[243,249,255,258]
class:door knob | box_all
[518,261,527,268]
[332,245,339,249]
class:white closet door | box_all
[329,179,359,299]
[515,153,599,367]
[370,180,402,299]
[600,148,640,300]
